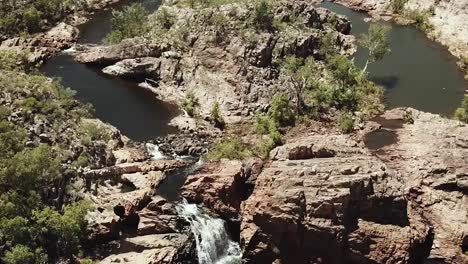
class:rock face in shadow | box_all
[180,108,468,264]
[181,159,262,222]
[240,134,430,263]
[368,108,468,263]
[80,155,197,263]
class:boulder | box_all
[75,38,167,65]
[181,160,248,221]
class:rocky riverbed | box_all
[68,1,467,262]
[2,0,466,262]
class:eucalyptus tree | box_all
[359,24,391,75]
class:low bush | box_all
[339,112,354,133]
[403,109,414,124]
[454,95,468,123]
[105,3,150,44]
[253,1,274,32]
[181,91,200,117]
[390,0,408,14]
[268,94,296,127]
[206,136,252,161]
[404,9,434,32]
[210,102,225,129]
[0,0,86,37]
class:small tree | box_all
[181,91,200,117]
[268,94,296,127]
[358,24,391,75]
[206,136,252,161]
[390,0,408,14]
[454,95,468,123]
[105,3,150,44]
[281,56,318,113]
[339,112,354,133]
[155,8,175,30]
[210,102,225,129]
[253,1,274,31]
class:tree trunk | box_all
[361,59,369,76]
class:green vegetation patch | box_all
[0,0,87,38]
[0,50,113,263]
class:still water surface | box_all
[321,1,467,115]
[41,0,178,141]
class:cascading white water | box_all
[62,45,77,54]
[146,143,166,160]
[177,200,242,264]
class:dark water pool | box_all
[41,0,179,141]
[321,1,468,116]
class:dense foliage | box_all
[182,91,200,117]
[454,95,468,123]
[0,50,105,263]
[253,1,274,31]
[0,0,86,37]
[206,136,253,161]
[390,0,408,14]
[105,3,150,44]
[210,102,225,129]
[358,24,391,74]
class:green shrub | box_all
[254,137,276,158]
[339,112,354,133]
[206,136,252,161]
[78,121,111,145]
[75,152,91,168]
[326,54,360,87]
[403,109,414,124]
[209,13,229,43]
[181,91,200,117]
[210,102,225,129]
[0,144,60,191]
[2,245,46,264]
[33,201,90,257]
[253,1,274,31]
[390,0,408,14]
[105,3,150,44]
[22,7,42,33]
[0,50,31,72]
[268,94,296,127]
[454,95,468,123]
[0,0,86,36]
[0,120,27,160]
[404,9,434,32]
[281,56,319,113]
[155,8,175,30]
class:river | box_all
[40,1,468,142]
[38,1,467,262]
[321,1,468,116]
[41,1,241,263]
[41,0,179,142]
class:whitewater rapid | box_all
[177,200,242,264]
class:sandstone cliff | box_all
[182,108,468,263]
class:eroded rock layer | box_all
[182,108,468,263]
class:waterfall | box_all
[177,200,242,264]
[62,45,76,54]
[146,143,166,160]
